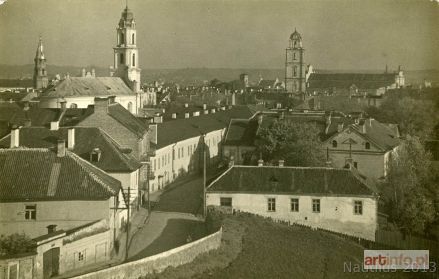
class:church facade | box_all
[285,29,306,95]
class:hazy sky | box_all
[0,0,438,70]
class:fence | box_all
[70,227,222,279]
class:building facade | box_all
[285,29,306,94]
[206,165,378,240]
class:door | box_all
[43,247,60,278]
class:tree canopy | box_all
[255,120,326,167]
[0,233,35,257]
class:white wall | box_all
[206,192,377,240]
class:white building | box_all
[206,165,379,240]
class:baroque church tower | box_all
[285,29,306,94]
[113,5,141,92]
[33,37,49,90]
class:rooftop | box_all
[0,148,121,202]
[308,73,398,90]
[207,165,377,196]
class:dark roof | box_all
[0,127,141,172]
[224,119,258,146]
[308,73,397,90]
[41,77,134,98]
[0,148,121,202]
[155,105,255,149]
[207,166,377,196]
[107,103,148,138]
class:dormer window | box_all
[90,148,102,162]
[365,142,370,150]
[332,140,337,148]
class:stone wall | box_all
[71,227,222,279]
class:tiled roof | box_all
[349,119,400,151]
[155,105,255,149]
[0,127,141,172]
[207,166,377,196]
[224,119,258,146]
[107,103,148,138]
[308,73,397,90]
[41,77,134,98]
[0,148,121,202]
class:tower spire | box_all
[34,36,48,89]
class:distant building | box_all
[285,29,306,94]
[33,37,49,90]
[207,165,378,240]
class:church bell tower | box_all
[285,29,306,94]
[113,5,141,92]
[33,37,49,90]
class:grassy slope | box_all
[146,214,418,279]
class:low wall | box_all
[71,227,222,279]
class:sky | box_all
[0,0,438,70]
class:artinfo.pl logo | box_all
[364,250,429,270]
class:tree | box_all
[255,120,326,167]
[0,233,35,256]
[380,136,437,234]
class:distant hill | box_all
[0,64,437,87]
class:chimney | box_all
[204,110,209,115]
[337,123,344,133]
[60,101,67,109]
[257,114,263,125]
[258,159,264,167]
[108,96,116,104]
[57,140,66,157]
[171,113,177,119]
[184,112,190,119]
[203,103,207,110]
[24,119,32,127]
[67,128,75,149]
[221,106,226,111]
[149,124,157,145]
[369,118,373,126]
[228,156,234,168]
[361,123,366,134]
[193,111,200,117]
[184,103,189,108]
[210,108,216,114]
[279,112,285,120]
[278,160,285,167]
[153,115,163,123]
[47,224,57,234]
[91,68,96,77]
[50,121,59,131]
[231,92,236,106]
[81,68,86,77]
[10,128,19,148]
[94,97,109,114]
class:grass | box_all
[143,213,420,279]
[130,219,207,261]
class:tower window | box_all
[132,33,135,44]
[332,140,337,148]
[293,53,296,60]
[294,41,297,48]
[132,53,135,67]
[120,53,124,64]
[365,142,370,149]
[120,33,124,44]
[294,66,298,77]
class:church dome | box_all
[119,6,135,27]
[290,29,302,40]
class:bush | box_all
[0,233,35,257]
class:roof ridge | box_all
[98,128,140,170]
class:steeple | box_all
[285,28,306,94]
[113,5,141,92]
[33,36,49,89]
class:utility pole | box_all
[125,187,130,261]
[203,148,207,219]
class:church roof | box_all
[41,77,135,98]
[290,29,302,40]
[119,6,135,27]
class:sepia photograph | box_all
[0,0,438,278]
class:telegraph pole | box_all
[203,148,207,219]
[125,187,130,261]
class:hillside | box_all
[144,214,418,279]
[0,64,437,87]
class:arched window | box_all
[70,103,78,108]
[332,140,337,148]
[132,33,135,44]
[293,41,297,48]
[127,102,133,113]
[132,53,135,67]
[120,53,124,64]
[365,142,370,149]
[293,53,296,60]
[293,66,298,77]
[120,33,124,44]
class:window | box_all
[132,53,136,67]
[354,200,363,215]
[220,197,232,207]
[25,205,36,220]
[153,159,156,171]
[132,33,135,44]
[78,251,85,262]
[8,263,18,279]
[293,66,298,77]
[332,140,337,148]
[354,162,358,169]
[177,149,180,159]
[365,142,370,149]
[90,148,101,162]
[120,33,124,44]
[290,198,299,212]
[267,198,276,212]
[293,52,296,60]
[120,53,124,64]
[312,199,320,213]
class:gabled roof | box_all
[41,77,134,98]
[0,148,121,202]
[155,105,255,149]
[0,127,141,172]
[224,119,258,146]
[207,166,377,196]
[106,103,148,138]
[308,73,397,90]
